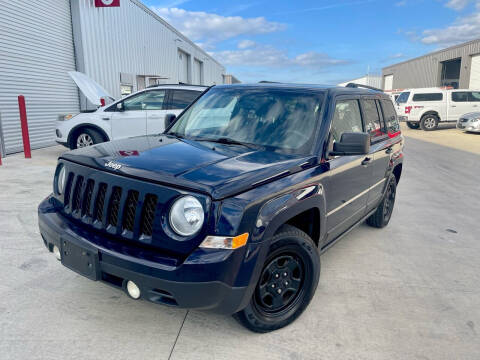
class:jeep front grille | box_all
[63,174,159,240]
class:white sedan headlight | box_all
[55,164,66,195]
[169,196,204,236]
[470,118,480,123]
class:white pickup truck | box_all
[396,88,480,130]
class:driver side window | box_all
[122,92,149,111]
[331,99,363,142]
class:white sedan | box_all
[56,72,206,149]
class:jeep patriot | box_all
[38,83,404,332]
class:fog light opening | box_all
[53,245,61,261]
[126,280,141,300]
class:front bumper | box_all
[38,196,260,314]
[457,122,480,132]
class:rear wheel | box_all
[71,128,104,149]
[233,225,320,333]
[366,175,397,228]
[420,114,439,131]
[406,121,420,129]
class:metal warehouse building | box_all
[382,39,480,91]
[0,0,226,155]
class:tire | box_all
[420,114,439,131]
[70,128,104,149]
[366,175,397,228]
[406,121,420,129]
[233,225,320,333]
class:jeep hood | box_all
[60,135,316,199]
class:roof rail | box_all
[146,83,207,88]
[346,83,383,92]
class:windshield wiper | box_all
[166,132,185,139]
[195,137,259,149]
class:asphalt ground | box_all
[1,132,479,359]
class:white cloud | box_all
[395,1,407,6]
[445,0,471,10]
[151,7,286,45]
[238,40,256,49]
[421,11,480,47]
[211,45,348,68]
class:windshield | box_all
[168,87,324,154]
[396,91,410,104]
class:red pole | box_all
[18,95,31,158]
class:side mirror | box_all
[164,113,177,129]
[331,132,370,156]
[116,102,125,112]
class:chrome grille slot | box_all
[108,187,122,227]
[122,190,139,232]
[140,194,158,237]
[82,179,95,217]
[94,183,107,223]
[72,176,84,212]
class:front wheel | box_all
[71,128,104,149]
[420,114,439,131]
[233,225,320,333]
[366,175,397,228]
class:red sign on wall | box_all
[95,0,120,7]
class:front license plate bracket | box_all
[61,237,100,281]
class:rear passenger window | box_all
[451,92,469,102]
[412,93,443,101]
[469,92,480,102]
[363,99,386,141]
[169,90,201,109]
[381,99,400,134]
[331,100,363,142]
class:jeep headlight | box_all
[55,164,66,195]
[169,196,204,236]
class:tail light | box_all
[405,106,412,114]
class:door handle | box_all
[361,157,372,166]
[102,117,110,121]
[385,147,393,154]
[451,105,456,108]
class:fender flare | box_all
[257,189,327,246]
[67,123,110,146]
[420,110,441,121]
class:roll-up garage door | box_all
[0,0,79,154]
[178,50,190,84]
[384,75,393,91]
[193,59,202,85]
[469,54,480,89]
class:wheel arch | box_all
[259,193,326,248]
[421,110,441,121]
[67,124,110,148]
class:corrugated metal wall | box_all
[71,0,225,109]
[382,39,480,90]
[0,0,80,154]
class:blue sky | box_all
[144,0,480,84]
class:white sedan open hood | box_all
[68,71,114,106]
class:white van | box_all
[396,88,480,130]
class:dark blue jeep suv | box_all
[38,83,404,332]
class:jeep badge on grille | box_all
[105,161,122,170]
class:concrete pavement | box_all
[0,137,479,360]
